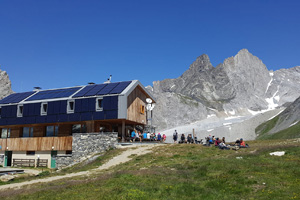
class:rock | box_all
[270,151,285,156]
[148,49,300,133]
[0,69,13,99]
[0,174,15,182]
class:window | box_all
[96,97,103,111]
[1,128,11,138]
[23,127,33,137]
[67,100,75,113]
[41,102,48,116]
[46,125,59,137]
[66,150,72,155]
[17,104,24,117]
[72,124,87,133]
[140,105,145,114]
[26,151,35,156]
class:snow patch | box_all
[289,121,299,127]
[270,151,285,156]
[265,73,273,93]
[223,123,232,126]
[228,110,235,115]
[207,107,217,111]
[265,84,280,110]
[207,129,214,132]
[207,114,216,118]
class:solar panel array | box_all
[0,91,35,104]
[26,87,81,101]
[73,81,131,97]
[0,81,132,104]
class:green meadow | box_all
[1,139,300,200]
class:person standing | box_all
[173,130,178,143]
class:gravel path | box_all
[0,144,157,191]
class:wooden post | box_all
[122,120,125,142]
[86,121,95,133]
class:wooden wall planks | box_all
[0,136,72,151]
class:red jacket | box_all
[240,141,245,146]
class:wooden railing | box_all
[13,159,35,167]
[0,136,72,151]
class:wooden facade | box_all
[127,86,147,124]
[0,136,72,151]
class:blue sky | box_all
[0,0,299,92]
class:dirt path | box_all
[0,144,157,191]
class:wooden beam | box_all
[121,120,125,142]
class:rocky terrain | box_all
[148,49,300,141]
[256,95,300,139]
[0,69,13,99]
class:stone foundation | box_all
[0,154,4,166]
[56,132,118,169]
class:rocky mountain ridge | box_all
[149,49,300,132]
[0,69,13,99]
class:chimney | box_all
[33,87,41,91]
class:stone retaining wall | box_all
[56,132,118,169]
[0,154,4,166]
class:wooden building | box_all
[0,80,155,168]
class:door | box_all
[4,151,12,167]
[51,151,57,168]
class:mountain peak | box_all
[189,54,213,71]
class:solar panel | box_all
[0,92,35,104]
[109,81,131,94]
[85,84,107,96]
[97,82,119,95]
[73,85,96,97]
[72,81,132,97]
[26,87,81,101]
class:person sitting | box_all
[143,132,147,140]
[180,134,186,143]
[162,134,166,142]
[219,141,230,150]
[234,138,240,146]
[208,135,213,144]
[147,132,151,140]
[131,129,136,142]
[215,137,221,146]
[157,133,162,142]
[151,133,156,141]
[187,134,193,144]
[239,138,249,148]
[222,137,226,143]
[136,131,142,142]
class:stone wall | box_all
[56,132,118,169]
[0,154,4,166]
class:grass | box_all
[1,139,300,200]
[255,115,279,138]
[257,119,300,140]
[0,147,125,186]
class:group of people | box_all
[130,129,166,142]
[173,130,200,144]
[205,135,249,150]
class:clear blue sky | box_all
[1,0,299,92]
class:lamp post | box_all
[146,98,155,133]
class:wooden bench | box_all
[36,159,48,167]
[13,159,35,167]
